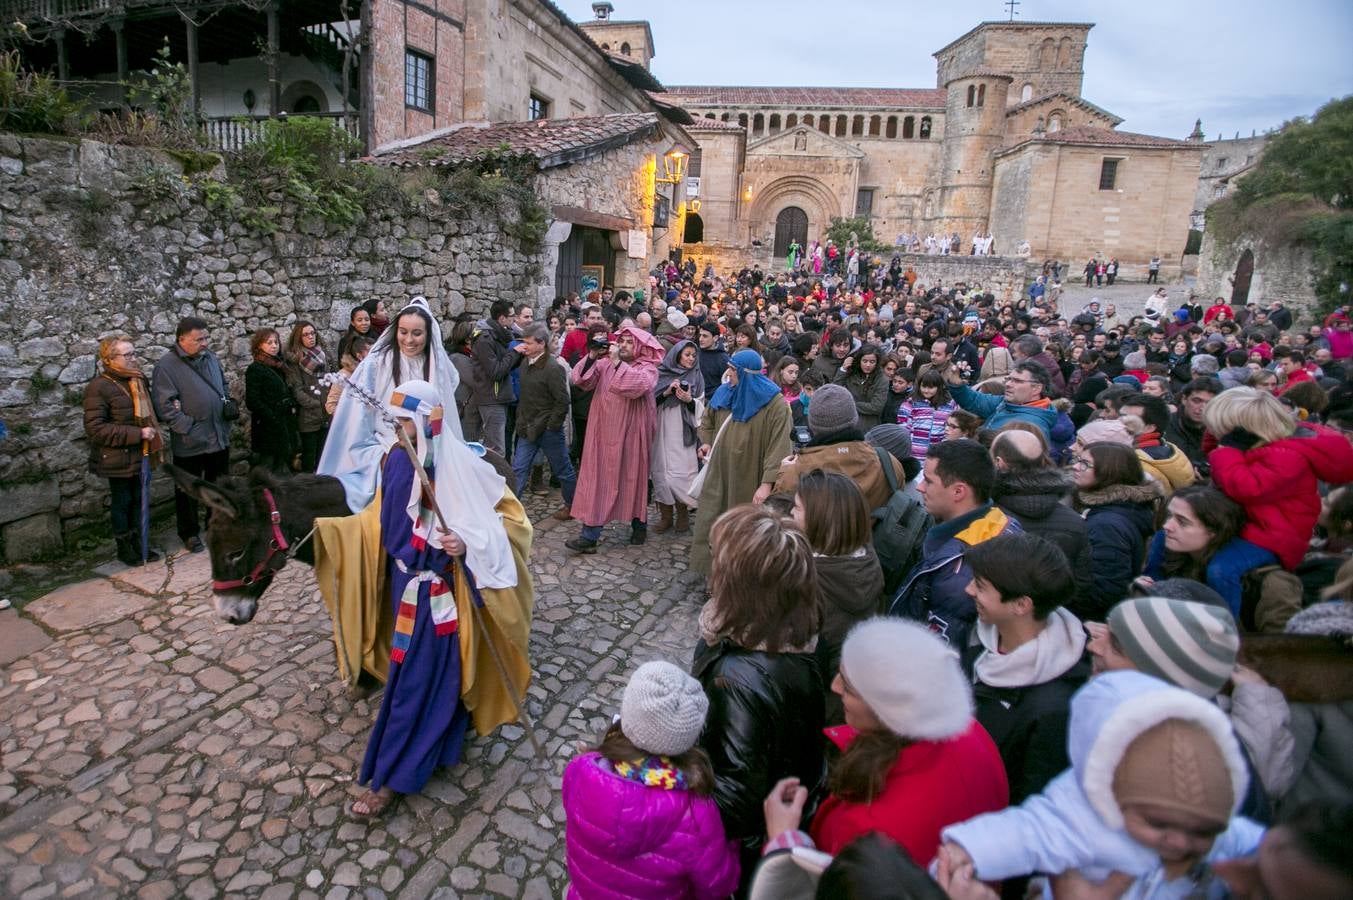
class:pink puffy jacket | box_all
[562,752,740,899]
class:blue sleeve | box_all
[951,384,1001,418]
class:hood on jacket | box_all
[974,607,1086,688]
[993,468,1074,521]
[1137,444,1196,491]
[564,753,701,858]
[1067,671,1249,831]
[1076,481,1163,510]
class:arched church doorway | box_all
[683,213,704,244]
[774,206,808,258]
[1231,249,1255,306]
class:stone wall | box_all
[1196,231,1320,323]
[890,253,1033,302]
[678,242,774,280]
[0,134,549,562]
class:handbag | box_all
[688,412,732,500]
[181,355,239,421]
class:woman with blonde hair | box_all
[694,503,825,887]
[83,334,164,566]
[1205,386,1353,604]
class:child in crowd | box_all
[562,661,739,899]
[939,669,1263,898]
[896,368,956,461]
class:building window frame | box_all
[855,188,875,218]
[1099,157,1122,191]
[404,48,434,112]
[528,92,550,121]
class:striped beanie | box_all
[1107,597,1239,698]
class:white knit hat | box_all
[620,661,709,756]
[840,619,973,741]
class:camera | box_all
[678,380,690,391]
[793,425,811,448]
[588,333,611,351]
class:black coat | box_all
[244,361,300,462]
[1078,482,1162,619]
[814,548,886,725]
[994,468,1095,619]
[960,646,1091,804]
[692,639,825,854]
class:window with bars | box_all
[405,49,433,111]
[1099,158,1121,190]
[855,189,875,217]
[529,93,550,120]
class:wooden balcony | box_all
[202,112,358,153]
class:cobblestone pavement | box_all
[0,489,704,899]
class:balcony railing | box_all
[9,0,176,21]
[203,112,358,153]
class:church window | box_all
[600,43,610,50]
[869,116,880,136]
[835,115,847,137]
[753,113,764,136]
[852,115,864,136]
[919,116,932,139]
[769,113,781,134]
[1047,112,1063,132]
[1039,38,1055,69]
[528,92,550,120]
[1099,158,1121,191]
[977,84,986,106]
[966,85,975,107]
[620,42,631,56]
[404,48,433,111]
[688,149,702,177]
[801,114,813,128]
[885,116,898,139]
[786,113,798,128]
[1057,37,1073,69]
[1021,83,1033,102]
[721,113,730,122]
[819,117,831,135]
[855,188,875,217]
[705,113,715,119]
[738,113,748,128]
[902,116,914,139]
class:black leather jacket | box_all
[692,639,826,852]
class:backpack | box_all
[870,447,933,596]
[1240,565,1305,634]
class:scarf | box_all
[973,608,1086,688]
[253,350,286,370]
[609,756,688,791]
[1135,431,1163,450]
[707,349,780,422]
[653,340,703,447]
[299,345,327,375]
[102,361,165,463]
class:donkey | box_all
[165,450,517,625]
[164,463,350,625]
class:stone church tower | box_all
[934,68,1010,236]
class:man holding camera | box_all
[565,325,664,553]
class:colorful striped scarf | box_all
[390,559,459,663]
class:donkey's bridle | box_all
[211,488,310,591]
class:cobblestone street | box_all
[0,492,703,899]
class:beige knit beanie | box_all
[1112,718,1234,828]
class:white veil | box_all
[320,296,470,510]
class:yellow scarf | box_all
[103,361,165,463]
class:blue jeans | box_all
[579,519,644,542]
[511,428,575,507]
[1206,538,1279,618]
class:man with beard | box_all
[566,326,664,553]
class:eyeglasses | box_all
[111,351,138,359]
[1071,457,1094,470]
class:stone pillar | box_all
[358,0,374,154]
[183,13,201,117]
[266,3,280,116]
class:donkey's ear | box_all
[162,463,240,519]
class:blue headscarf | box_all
[707,349,780,422]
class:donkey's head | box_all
[164,464,292,625]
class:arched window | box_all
[801,113,813,128]
[869,115,881,137]
[620,42,631,56]
[966,85,975,107]
[705,113,715,119]
[977,84,985,107]
[1021,83,1034,102]
[752,113,764,136]
[835,114,847,136]
[1039,37,1055,69]
[903,116,914,139]
[683,213,704,244]
[721,112,730,122]
[852,115,864,136]
[919,116,932,139]
[885,116,898,138]
[1047,112,1063,132]
[786,113,798,128]
[819,117,831,134]
[600,43,610,50]
[738,113,748,129]
[1057,37,1073,69]
[769,113,781,134]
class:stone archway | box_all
[773,207,807,257]
[749,176,843,248]
[1231,248,1255,306]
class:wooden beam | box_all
[266,3,280,115]
[359,0,373,154]
[54,29,69,81]
[183,12,200,116]
[111,17,128,104]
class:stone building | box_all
[1190,127,1271,231]
[652,17,1205,280]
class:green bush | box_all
[824,216,887,252]
[0,50,92,135]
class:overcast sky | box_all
[560,0,1353,139]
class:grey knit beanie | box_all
[619,661,709,756]
[808,384,859,436]
[1107,597,1239,698]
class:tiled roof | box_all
[1006,92,1122,125]
[685,119,748,132]
[375,114,661,169]
[1000,125,1204,154]
[663,86,947,109]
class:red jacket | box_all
[809,721,1008,863]
[1210,424,1353,569]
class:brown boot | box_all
[552,506,573,521]
[674,503,689,533]
[652,503,674,534]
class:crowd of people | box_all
[76,258,1353,898]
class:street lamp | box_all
[657,150,687,184]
